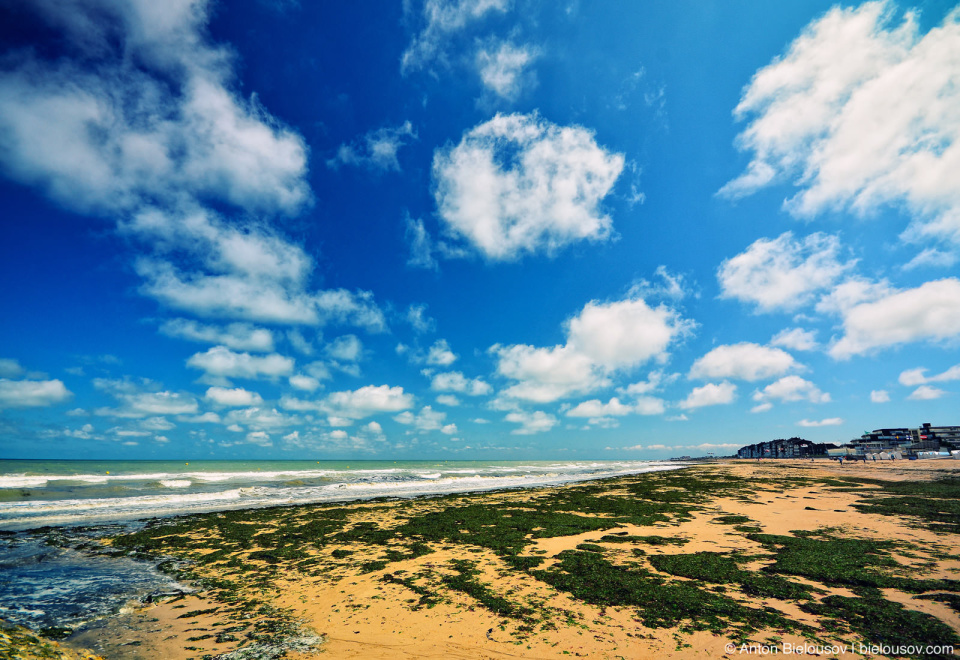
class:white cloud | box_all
[898,364,960,386]
[186,346,294,383]
[903,248,959,271]
[0,2,393,335]
[327,121,417,172]
[224,407,300,430]
[432,112,624,260]
[436,394,461,406]
[141,416,175,431]
[566,396,665,419]
[720,2,960,246]
[204,386,264,407]
[430,371,492,396]
[325,335,364,363]
[908,385,947,400]
[678,382,737,410]
[493,344,605,402]
[504,409,558,435]
[322,385,415,420]
[689,343,799,382]
[406,303,436,333]
[771,328,819,352]
[870,389,891,403]
[394,405,448,432]
[95,391,198,418]
[402,0,510,74]
[717,232,854,312]
[286,329,315,356]
[494,295,693,403]
[0,1,310,217]
[159,319,274,352]
[797,418,844,427]
[246,431,272,447]
[567,297,694,369]
[0,359,24,378]
[618,370,675,396]
[752,376,830,406]
[476,41,536,100]
[0,379,72,409]
[426,339,458,366]
[566,397,634,418]
[289,374,321,392]
[828,278,960,359]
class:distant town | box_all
[735,423,960,460]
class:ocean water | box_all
[0,459,680,636]
[0,459,680,530]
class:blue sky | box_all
[1,0,959,460]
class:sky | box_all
[0,0,959,460]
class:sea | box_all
[0,459,681,640]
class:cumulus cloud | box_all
[406,303,436,333]
[494,295,693,403]
[908,385,947,400]
[797,418,844,427]
[402,0,510,73]
[204,386,264,407]
[476,41,536,100]
[430,371,492,396]
[678,382,737,410]
[504,409,557,435]
[717,232,854,312]
[720,2,960,246]
[689,343,799,382]
[159,319,274,352]
[325,335,364,363]
[95,391,198,418]
[752,376,830,407]
[0,1,310,217]
[426,339,458,366]
[289,374,321,392]
[870,389,891,403]
[436,394,461,406]
[327,121,417,172]
[224,407,300,431]
[0,379,72,409]
[0,1,389,335]
[827,278,960,359]
[771,328,819,352]
[0,359,24,378]
[566,396,665,418]
[432,112,624,260]
[898,364,960,386]
[321,385,415,420]
[394,405,448,432]
[186,346,294,383]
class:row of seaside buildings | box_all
[736,423,960,459]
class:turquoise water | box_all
[0,459,679,530]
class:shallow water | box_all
[0,528,189,633]
[0,459,681,530]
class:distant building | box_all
[736,437,836,459]
[849,423,960,455]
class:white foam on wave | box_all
[159,480,191,488]
[0,475,50,489]
[0,462,686,530]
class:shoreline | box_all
[4,459,960,659]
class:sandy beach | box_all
[7,459,960,660]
